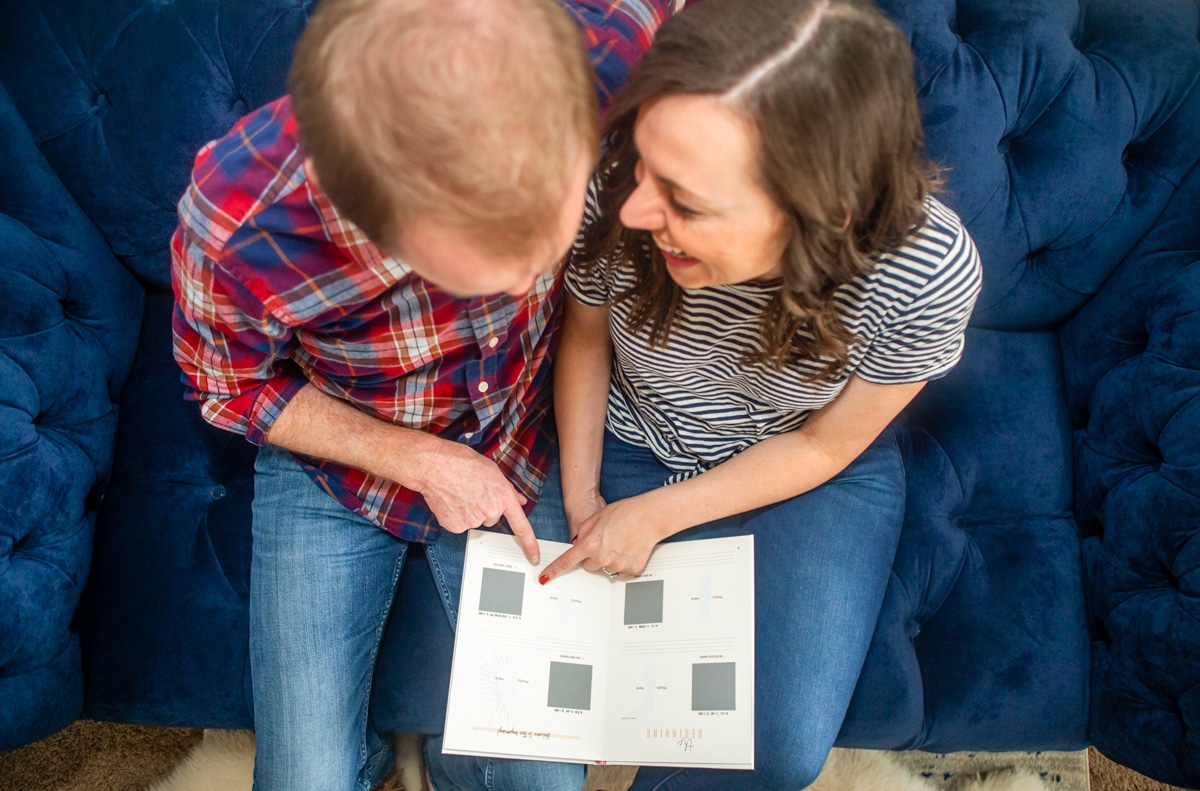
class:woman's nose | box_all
[619,175,665,232]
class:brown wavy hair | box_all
[582,0,941,381]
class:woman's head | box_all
[589,0,938,376]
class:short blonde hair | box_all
[290,0,598,258]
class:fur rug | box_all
[145,730,254,791]
[146,729,1050,791]
[811,749,1049,791]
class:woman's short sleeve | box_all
[856,208,984,385]
[564,181,613,307]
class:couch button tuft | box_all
[210,485,227,500]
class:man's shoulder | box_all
[182,96,310,241]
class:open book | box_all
[442,531,755,769]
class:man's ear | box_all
[303,157,321,188]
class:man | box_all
[170,0,671,788]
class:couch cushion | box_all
[0,82,142,750]
[80,291,258,727]
[840,328,1089,751]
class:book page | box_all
[442,532,613,763]
[442,531,754,768]
[603,535,755,768]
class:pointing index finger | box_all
[504,501,540,565]
[538,544,587,585]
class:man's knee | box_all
[254,727,364,791]
[489,757,585,791]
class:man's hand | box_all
[412,439,541,564]
[266,384,541,564]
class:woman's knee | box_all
[424,735,585,791]
[756,744,829,790]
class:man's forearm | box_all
[263,382,542,561]
[264,382,440,492]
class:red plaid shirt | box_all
[171,0,673,542]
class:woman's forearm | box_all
[553,297,614,506]
[638,376,925,537]
[639,428,847,536]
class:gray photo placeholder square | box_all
[478,567,525,616]
[624,579,665,625]
[547,661,593,710]
[692,662,736,711]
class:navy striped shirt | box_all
[565,195,983,480]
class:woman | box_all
[535,0,983,787]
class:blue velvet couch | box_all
[1,0,1197,786]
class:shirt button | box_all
[488,336,499,348]
[477,381,489,393]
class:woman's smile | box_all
[652,234,700,268]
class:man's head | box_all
[290,0,598,296]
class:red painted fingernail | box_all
[538,574,550,585]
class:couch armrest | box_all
[1062,156,1200,788]
[0,82,143,750]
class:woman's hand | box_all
[563,487,607,542]
[539,494,671,584]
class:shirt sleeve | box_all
[564,180,613,306]
[170,209,309,446]
[558,0,677,112]
[856,217,984,385]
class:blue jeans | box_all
[249,444,584,791]
[530,428,905,791]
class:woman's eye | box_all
[670,199,698,219]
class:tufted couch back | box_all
[894,0,1200,330]
[0,0,1197,785]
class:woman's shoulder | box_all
[898,196,970,258]
[848,196,980,322]
[871,197,977,284]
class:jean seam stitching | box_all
[360,543,407,789]
[426,543,460,626]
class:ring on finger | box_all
[601,566,619,580]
